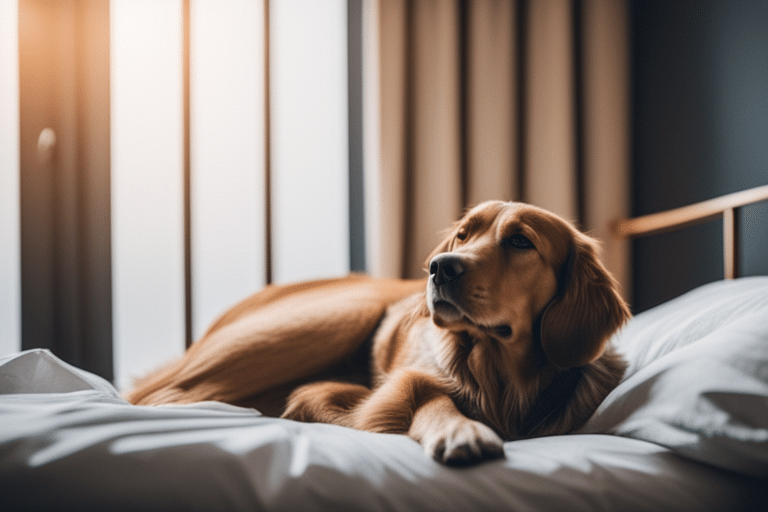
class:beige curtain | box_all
[367,0,630,296]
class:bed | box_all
[2,189,768,512]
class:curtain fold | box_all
[405,0,463,277]
[466,0,516,207]
[369,0,630,296]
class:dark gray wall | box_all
[631,0,768,312]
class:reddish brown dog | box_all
[127,201,630,465]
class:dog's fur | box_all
[126,201,630,465]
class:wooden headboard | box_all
[612,184,768,280]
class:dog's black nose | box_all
[429,254,466,285]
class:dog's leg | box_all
[282,381,372,426]
[286,369,505,465]
[127,277,424,407]
[281,370,437,433]
[352,369,504,464]
[408,394,505,465]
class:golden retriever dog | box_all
[127,201,630,465]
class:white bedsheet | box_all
[3,277,768,511]
[0,352,760,512]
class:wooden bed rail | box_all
[612,184,768,279]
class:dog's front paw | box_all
[421,418,505,466]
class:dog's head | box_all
[425,201,630,374]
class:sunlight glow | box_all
[0,0,21,356]
[111,0,186,390]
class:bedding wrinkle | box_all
[287,432,311,478]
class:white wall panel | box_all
[271,0,349,283]
[111,0,185,390]
[190,0,266,340]
[0,0,20,356]
[362,0,383,277]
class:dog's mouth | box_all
[428,277,513,337]
[430,297,513,340]
[427,277,467,324]
[431,299,463,322]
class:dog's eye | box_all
[456,229,468,241]
[506,234,534,250]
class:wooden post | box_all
[723,208,739,280]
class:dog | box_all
[126,201,630,465]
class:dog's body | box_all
[127,201,630,464]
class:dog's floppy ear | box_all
[539,236,630,369]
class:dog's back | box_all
[126,275,424,412]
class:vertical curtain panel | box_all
[369,0,630,297]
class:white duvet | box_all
[2,278,768,511]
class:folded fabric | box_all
[581,277,768,477]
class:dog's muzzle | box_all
[428,253,468,321]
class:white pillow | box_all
[581,277,768,478]
[0,348,120,397]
